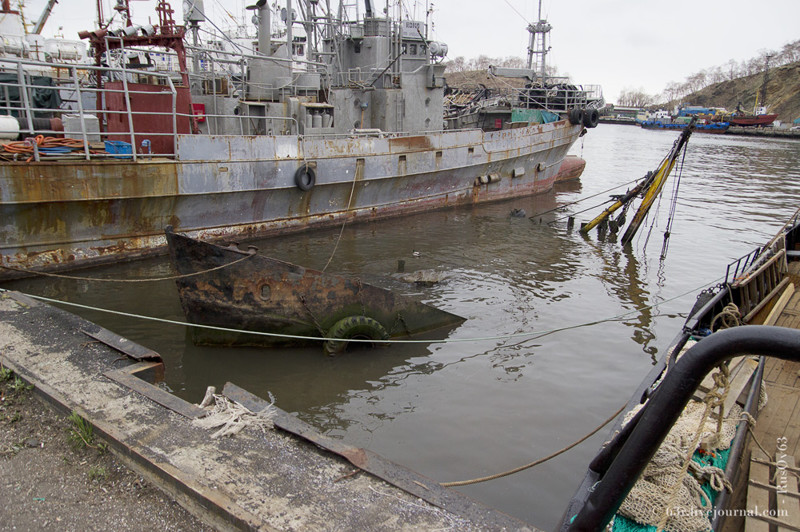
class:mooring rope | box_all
[0,252,255,283]
[530,176,641,221]
[440,403,627,487]
[321,167,360,273]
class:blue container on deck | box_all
[104,140,132,159]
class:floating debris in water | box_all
[395,269,450,286]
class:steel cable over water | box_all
[440,403,628,487]
[0,274,723,345]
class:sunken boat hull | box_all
[165,228,464,349]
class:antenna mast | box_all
[526,0,551,82]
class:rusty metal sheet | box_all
[105,364,206,419]
[165,228,465,348]
[221,383,529,528]
[83,327,162,361]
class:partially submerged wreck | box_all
[165,227,464,354]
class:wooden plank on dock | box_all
[765,283,795,325]
[777,456,799,532]
[745,458,771,532]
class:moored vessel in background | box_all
[728,113,778,127]
[0,0,598,281]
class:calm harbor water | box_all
[5,124,800,530]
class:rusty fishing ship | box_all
[0,0,600,280]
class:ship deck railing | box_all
[0,54,568,164]
[445,81,602,115]
[0,56,282,161]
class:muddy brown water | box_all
[6,124,800,530]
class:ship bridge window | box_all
[409,44,417,55]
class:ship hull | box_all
[0,120,583,279]
[729,114,778,127]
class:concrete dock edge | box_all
[0,290,537,531]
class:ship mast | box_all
[756,54,772,114]
[526,0,551,83]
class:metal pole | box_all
[116,37,138,162]
[166,76,178,157]
[71,65,92,160]
[17,63,35,140]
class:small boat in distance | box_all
[164,227,464,355]
[640,119,729,133]
[729,113,778,127]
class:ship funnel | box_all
[247,0,271,56]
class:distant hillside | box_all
[673,61,800,123]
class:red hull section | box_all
[555,155,586,182]
[729,114,778,127]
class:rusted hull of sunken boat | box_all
[165,228,464,353]
[561,210,800,531]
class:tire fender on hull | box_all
[324,315,390,356]
[295,164,316,191]
[568,108,584,126]
[582,108,599,128]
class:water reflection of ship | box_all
[180,329,450,421]
[587,241,658,360]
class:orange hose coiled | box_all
[1,135,91,162]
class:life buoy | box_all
[583,108,599,128]
[294,164,316,191]
[568,108,584,126]
[323,315,390,356]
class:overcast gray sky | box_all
[23,0,800,103]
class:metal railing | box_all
[0,56,292,161]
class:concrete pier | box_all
[0,290,535,531]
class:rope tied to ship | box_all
[0,273,727,345]
[0,251,255,283]
[710,302,741,331]
[439,403,627,488]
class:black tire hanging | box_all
[323,315,390,356]
[583,108,599,128]
[294,164,316,191]
[568,108,584,126]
